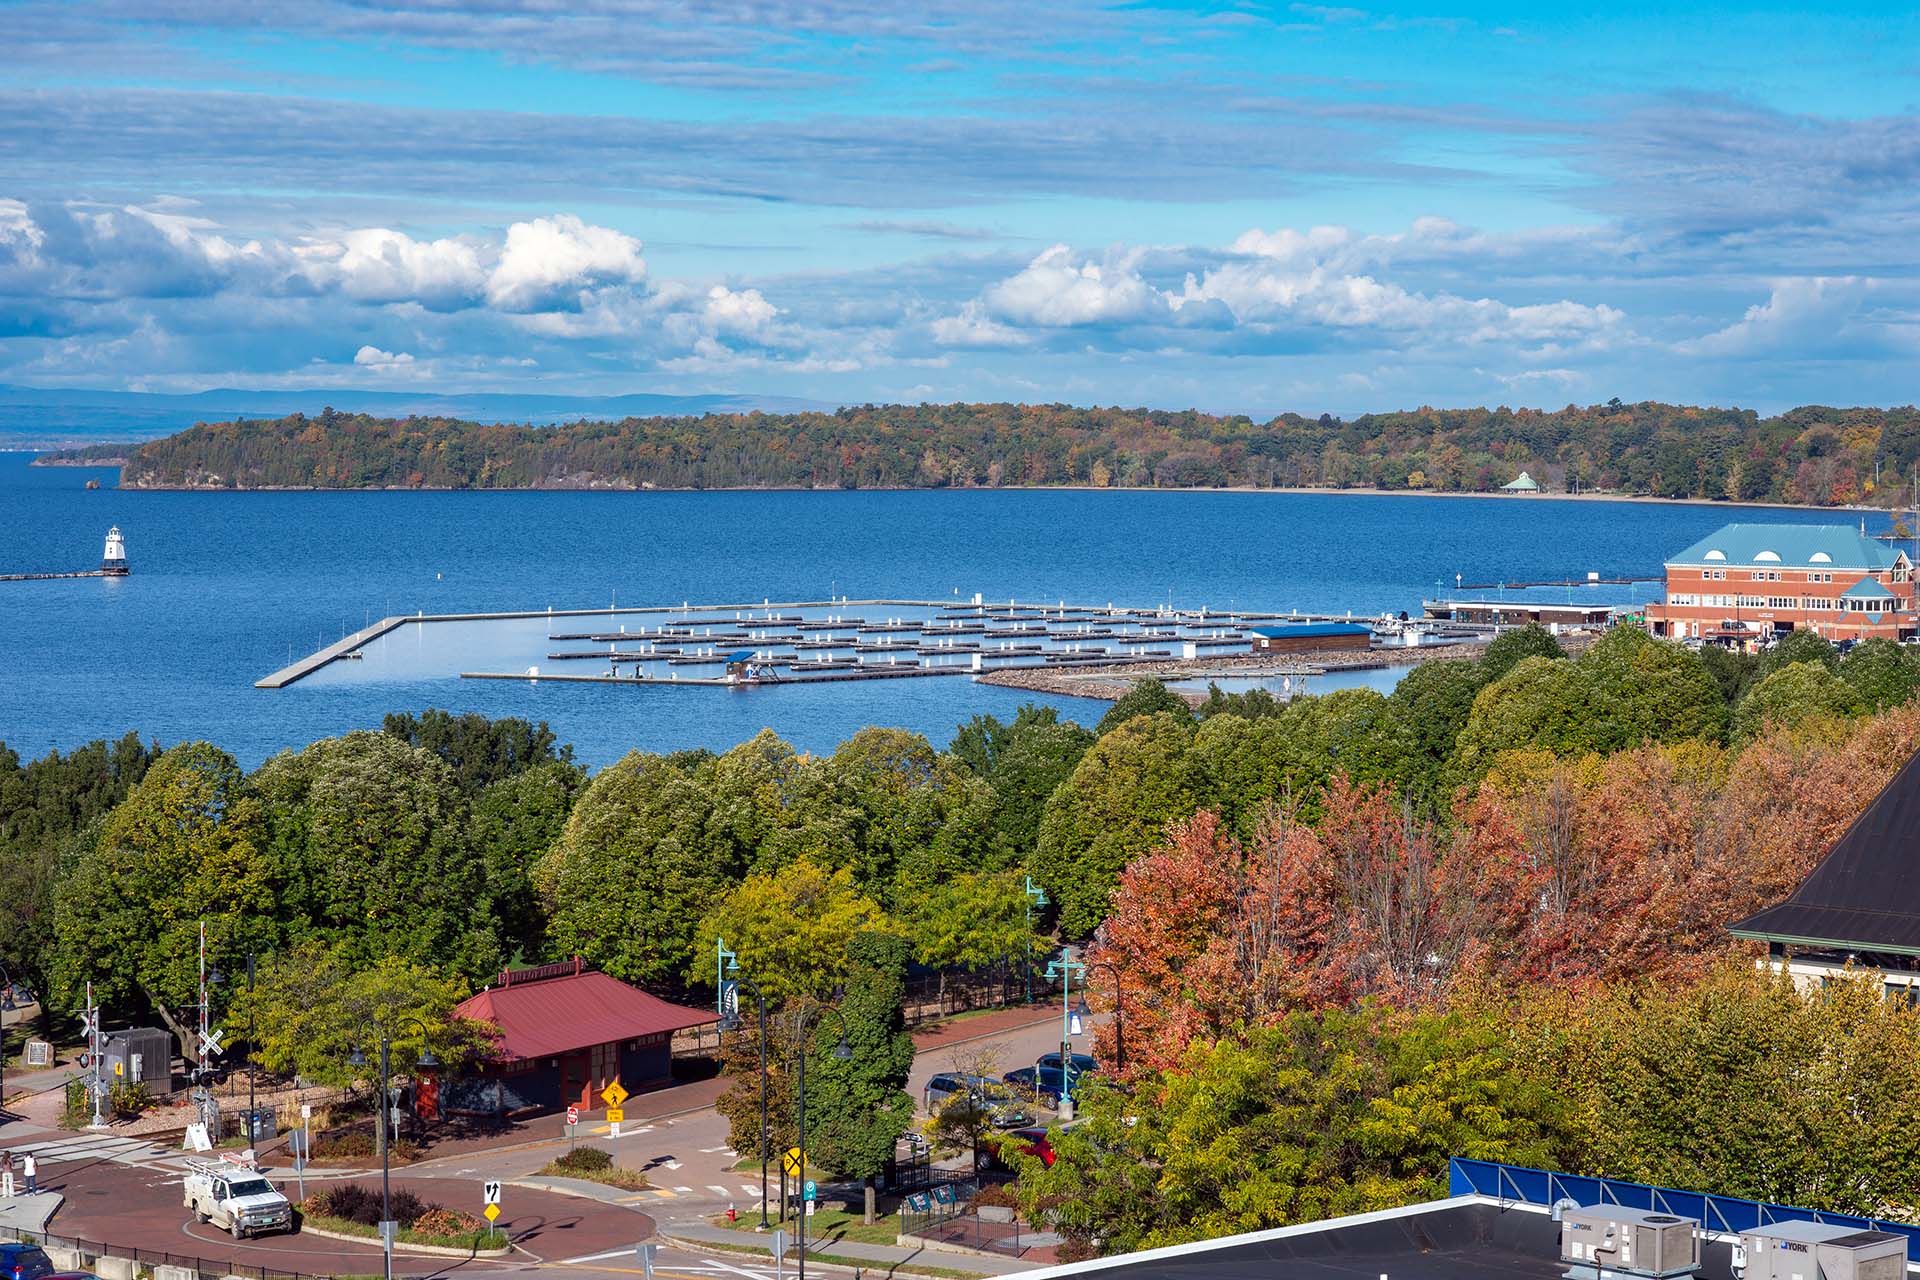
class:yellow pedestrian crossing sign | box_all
[484,1203,500,1222]
[783,1146,802,1178]
[602,1079,630,1108]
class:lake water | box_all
[0,452,1890,768]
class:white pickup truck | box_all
[183,1159,294,1239]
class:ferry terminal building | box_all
[1643,523,1917,646]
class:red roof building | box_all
[439,958,716,1117]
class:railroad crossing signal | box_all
[76,1011,98,1037]
[782,1146,802,1178]
[198,1027,225,1058]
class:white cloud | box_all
[485,214,647,312]
[701,284,777,337]
[325,228,486,310]
[931,300,1028,347]
[984,244,1163,326]
[1679,277,1876,358]
[353,344,415,367]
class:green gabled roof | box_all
[1666,523,1905,571]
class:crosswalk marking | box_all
[740,1183,762,1195]
[3,1133,182,1171]
[707,1184,731,1195]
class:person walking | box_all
[20,1152,34,1194]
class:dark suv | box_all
[0,1243,54,1280]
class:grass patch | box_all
[299,1210,505,1252]
[715,1208,903,1247]
[688,1234,978,1279]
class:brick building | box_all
[1644,522,1916,645]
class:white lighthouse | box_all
[101,526,128,575]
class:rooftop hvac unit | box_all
[1736,1222,1907,1280]
[1559,1206,1701,1279]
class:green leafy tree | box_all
[962,707,1095,862]
[1194,684,1288,721]
[897,871,1034,982]
[381,709,572,794]
[1759,629,1839,677]
[802,932,915,1223]
[465,761,585,962]
[1096,679,1194,736]
[53,743,276,1054]
[536,750,741,985]
[231,939,488,1156]
[1387,658,1489,803]
[827,728,989,894]
[1481,624,1566,681]
[1034,712,1195,938]
[254,731,502,981]
[1733,660,1861,739]
[1698,644,1761,706]
[692,861,889,1004]
[1837,638,1920,712]
[0,733,157,1029]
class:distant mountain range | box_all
[0,384,834,450]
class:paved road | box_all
[1,1008,1087,1278]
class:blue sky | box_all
[1,0,1916,414]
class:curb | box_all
[296,1220,513,1258]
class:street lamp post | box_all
[245,955,257,1152]
[794,1003,853,1280]
[0,962,14,1127]
[1043,946,1086,1120]
[717,946,772,1230]
[1022,877,1048,1004]
[350,1017,438,1280]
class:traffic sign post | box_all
[607,1106,624,1137]
[771,1228,787,1280]
[803,1179,817,1204]
[636,1242,656,1280]
[782,1147,802,1178]
[483,1179,503,1240]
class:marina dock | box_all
[258,595,1469,690]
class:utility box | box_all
[1560,1206,1700,1278]
[1738,1222,1906,1280]
[100,1026,174,1090]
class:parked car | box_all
[922,1072,1031,1127]
[1037,1052,1098,1078]
[0,1244,54,1280]
[1002,1065,1084,1109]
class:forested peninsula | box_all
[44,399,1920,505]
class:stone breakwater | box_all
[977,640,1492,705]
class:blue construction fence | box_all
[1448,1157,1920,1262]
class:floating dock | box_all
[258,596,1458,691]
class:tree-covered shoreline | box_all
[39,399,1920,505]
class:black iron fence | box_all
[0,1224,331,1280]
[898,1180,1027,1257]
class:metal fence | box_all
[1449,1157,1920,1261]
[0,1223,332,1280]
[898,1180,1026,1257]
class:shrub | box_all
[411,1207,486,1238]
[553,1145,614,1173]
[971,1183,1019,1209]
[306,1182,429,1226]
[311,1128,420,1162]
[110,1081,154,1116]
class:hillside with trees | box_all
[46,399,1920,504]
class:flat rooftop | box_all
[1023,1198,1742,1280]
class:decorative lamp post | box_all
[1043,946,1087,1120]
[1022,877,1048,1004]
[717,942,772,1230]
[350,1017,438,1280]
[793,1003,853,1280]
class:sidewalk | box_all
[662,1220,1043,1275]
[910,1008,1055,1053]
